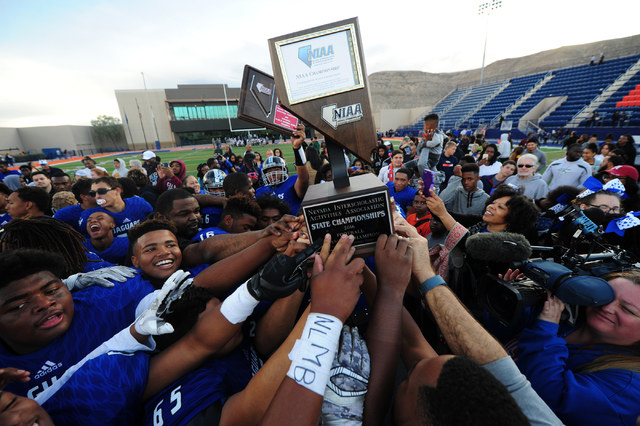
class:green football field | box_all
[55,144,298,177]
[53,142,565,177]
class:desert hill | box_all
[369,34,640,115]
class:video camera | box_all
[471,206,640,328]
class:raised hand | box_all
[310,235,365,322]
[291,123,306,149]
[375,234,412,294]
[135,270,192,336]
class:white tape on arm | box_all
[287,312,343,395]
[220,281,260,324]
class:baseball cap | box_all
[141,150,156,160]
[383,141,392,146]
[606,165,638,182]
[75,169,91,178]
[39,159,48,165]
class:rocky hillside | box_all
[369,34,640,115]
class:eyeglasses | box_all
[88,187,114,197]
[586,204,623,214]
[517,164,534,168]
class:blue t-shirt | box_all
[83,236,130,265]
[0,275,154,399]
[200,206,223,228]
[192,227,228,242]
[255,175,301,215]
[53,204,85,233]
[79,197,153,238]
[386,182,417,215]
[43,351,150,426]
[0,212,11,225]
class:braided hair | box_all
[0,216,88,277]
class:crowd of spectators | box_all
[0,117,638,425]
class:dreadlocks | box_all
[0,216,88,277]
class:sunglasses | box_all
[517,164,534,168]
[88,187,114,197]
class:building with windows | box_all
[114,83,267,150]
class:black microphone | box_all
[465,231,532,263]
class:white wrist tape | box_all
[220,281,260,324]
[287,313,343,395]
[294,146,307,166]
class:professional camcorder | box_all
[467,212,640,329]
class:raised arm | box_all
[425,189,457,231]
[291,124,310,200]
[182,215,302,266]
[408,233,506,364]
[362,234,412,425]
[260,235,365,426]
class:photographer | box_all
[516,270,640,425]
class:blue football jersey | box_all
[79,197,153,238]
[192,227,228,242]
[43,351,150,425]
[255,175,300,215]
[143,357,228,426]
[83,251,116,272]
[83,236,130,265]
[0,275,154,399]
[53,204,84,232]
[200,206,223,228]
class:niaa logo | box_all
[298,45,334,67]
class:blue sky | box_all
[1,0,639,127]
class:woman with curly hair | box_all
[477,143,501,177]
[467,185,540,239]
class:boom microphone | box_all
[465,232,532,263]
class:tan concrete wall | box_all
[17,126,95,153]
[115,89,173,149]
[0,128,24,152]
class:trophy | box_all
[237,65,299,135]
[268,17,393,255]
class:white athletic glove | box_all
[321,326,370,425]
[63,265,137,291]
[134,270,192,336]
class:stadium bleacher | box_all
[397,54,640,137]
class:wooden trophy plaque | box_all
[268,17,392,255]
[237,65,299,135]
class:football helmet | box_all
[262,156,288,186]
[203,169,227,197]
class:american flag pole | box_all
[124,112,134,147]
[135,97,149,150]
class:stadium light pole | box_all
[478,0,502,85]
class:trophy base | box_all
[302,173,394,256]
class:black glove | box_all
[247,237,324,300]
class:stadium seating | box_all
[397,54,640,135]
